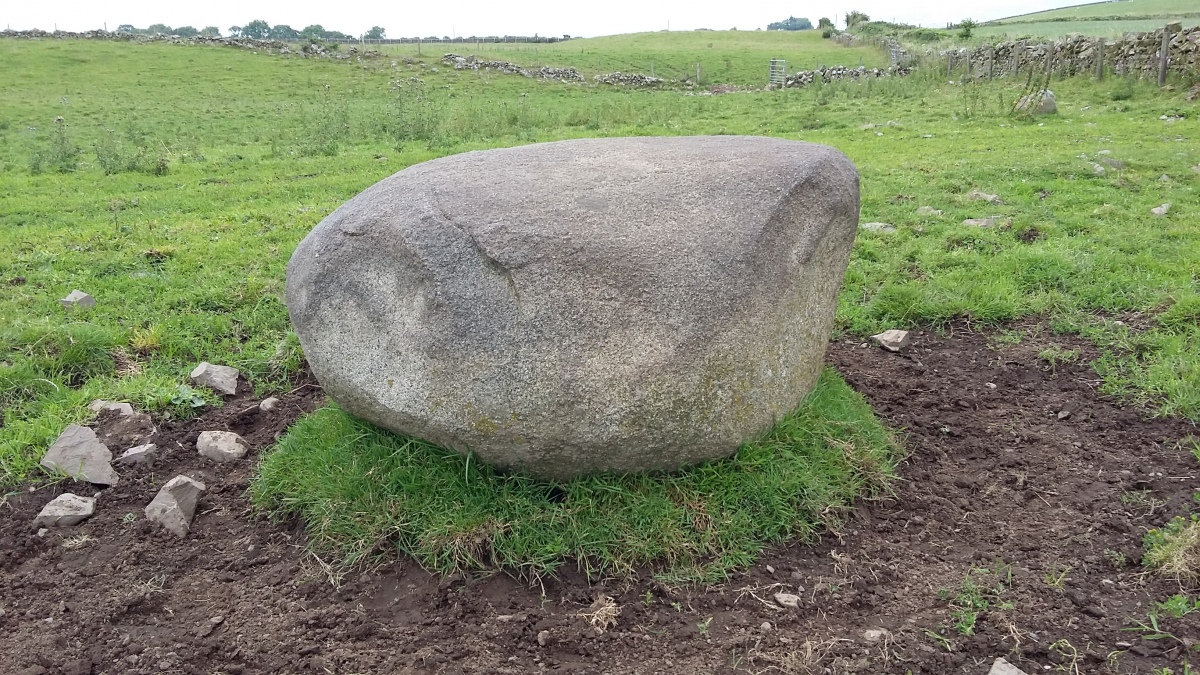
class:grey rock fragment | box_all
[860,222,896,233]
[116,443,157,466]
[967,189,1001,204]
[145,475,206,537]
[33,493,96,527]
[40,425,119,486]
[863,628,889,643]
[189,362,240,396]
[259,397,281,412]
[60,290,96,309]
[963,217,998,227]
[916,206,943,216]
[773,592,800,608]
[197,431,249,462]
[1100,157,1126,170]
[1090,163,1106,176]
[88,400,135,416]
[871,329,911,352]
[1015,89,1056,115]
[989,657,1030,675]
[1151,203,1170,216]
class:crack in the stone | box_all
[430,189,521,305]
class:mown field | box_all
[980,0,1200,38]
[1,34,1198,578]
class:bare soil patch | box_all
[1,325,1196,674]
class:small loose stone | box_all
[60,290,96,309]
[197,431,249,463]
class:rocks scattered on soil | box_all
[259,397,281,412]
[59,289,95,309]
[1016,89,1056,115]
[989,657,1030,675]
[115,443,157,466]
[196,431,249,463]
[860,222,896,233]
[968,189,1002,204]
[772,592,800,608]
[40,425,119,486]
[88,399,135,416]
[190,361,239,396]
[916,206,943,216]
[871,329,912,352]
[32,493,95,528]
[1090,163,1107,176]
[144,476,206,537]
[1151,203,1171,216]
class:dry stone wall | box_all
[442,53,584,82]
[0,29,381,60]
[943,24,1200,79]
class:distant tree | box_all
[147,23,171,35]
[818,17,834,29]
[173,26,199,37]
[767,16,813,31]
[364,26,385,39]
[269,24,299,40]
[241,20,270,39]
[845,11,870,28]
[199,26,221,37]
[228,26,242,37]
[957,18,976,40]
[325,30,350,40]
[301,24,325,40]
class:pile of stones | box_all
[31,361,264,539]
[593,71,665,86]
[783,65,913,88]
[441,54,583,81]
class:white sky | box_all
[2,0,1084,37]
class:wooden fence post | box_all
[1158,26,1170,86]
[988,48,994,80]
[1096,39,1105,80]
[696,62,701,84]
[947,53,954,79]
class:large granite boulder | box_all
[287,136,859,479]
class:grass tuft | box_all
[251,368,898,582]
[1144,514,1200,587]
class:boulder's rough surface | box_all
[190,362,240,396]
[145,475,206,537]
[1016,89,1056,115]
[33,493,96,527]
[40,425,119,485]
[287,136,860,479]
[197,431,249,463]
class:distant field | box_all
[992,0,1200,23]
[976,16,1199,38]
[376,30,888,87]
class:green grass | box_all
[975,17,1200,38]
[992,0,1200,23]
[252,369,896,581]
[2,36,1200,577]
[378,29,889,87]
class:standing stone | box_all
[40,425,119,486]
[145,476,206,537]
[33,493,96,527]
[287,136,860,479]
[197,431,249,462]
[60,290,96,309]
[189,362,239,396]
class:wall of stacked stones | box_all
[945,25,1200,79]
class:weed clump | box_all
[1144,514,1200,586]
[29,117,80,174]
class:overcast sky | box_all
[3,0,1082,37]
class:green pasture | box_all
[991,0,1200,24]
[377,29,889,87]
[2,36,1198,578]
[975,17,1200,38]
